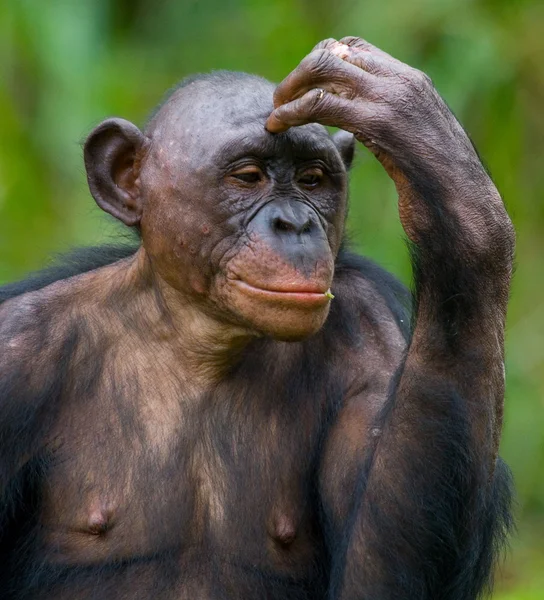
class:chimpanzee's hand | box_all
[266,36,491,240]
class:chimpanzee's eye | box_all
[230,166,264,185]
[298,168,324,189]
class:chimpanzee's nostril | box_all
[300,220,313,234]
[273,217,297,233]
[259,201,319,238]
[271,214,314,236]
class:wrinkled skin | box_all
[0,37,514,600]
[266,37,505,243]
[85,75,353,340]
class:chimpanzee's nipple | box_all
[271,513,297,546]
[86,506,114,536]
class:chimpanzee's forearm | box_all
[333,167,514,600]
[402,154,514,454]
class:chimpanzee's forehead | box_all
[211,121,336,168]
[149,75,334,162]
[151,75,275,134]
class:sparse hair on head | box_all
[144,70,274,133]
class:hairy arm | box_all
[267,37,514,599]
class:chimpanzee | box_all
[0,37,514,600]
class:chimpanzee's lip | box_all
[233,279,330,306]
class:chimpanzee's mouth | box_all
[233,279,330,306]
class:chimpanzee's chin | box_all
[250,306,330,341]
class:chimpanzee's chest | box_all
[33,385,329,599]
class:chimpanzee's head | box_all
[84,72,354,340]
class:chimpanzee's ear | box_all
[84,118,147,227]
[332,130,355,170]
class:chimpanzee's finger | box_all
[272,49,375,109]
[339,36,406,67]
[265,88,369,134]
[311,38,339,52]
[312,36,407,77]
[320,39,408,79]
[328,47,384,76]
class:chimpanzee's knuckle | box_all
[300,92,340,126]
[339,36,367,48]
[305,49,336,78]
[312,38,338,52]
[321,97,344,120]
[306,88,326,114]
[409,68,434,89]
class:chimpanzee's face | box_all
[85,75,352,340]
[138,77,351,340]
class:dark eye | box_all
[298,169,323,189]
[230,167,264,185]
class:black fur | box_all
[0,243,513,600]
[0,245,138,304]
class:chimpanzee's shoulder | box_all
[332,247,412,342]
[0,244,138,305]
[0,246,138,354]
[0,277,79,354]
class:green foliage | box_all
[1,0,543,595]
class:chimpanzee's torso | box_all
[1,258,408,600]
[37,360,329,599]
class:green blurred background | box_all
[1,0,543,597]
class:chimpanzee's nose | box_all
[269,201,315,237]
[247,199,329,275]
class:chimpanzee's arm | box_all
[0,296,72,537]
[267,37,515,599]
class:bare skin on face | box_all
[0,36,513,600]
[123,79,350,343]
